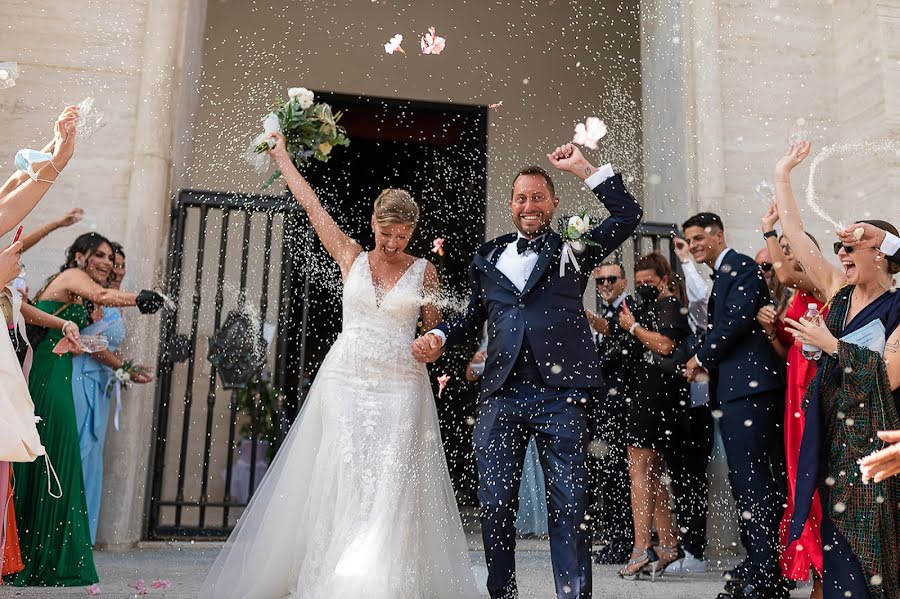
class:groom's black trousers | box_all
[474,386,592,599]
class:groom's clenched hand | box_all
[547,143,596,181]
[411,333,444,363]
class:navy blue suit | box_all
[696,249,785,586]
[437,173,642,599]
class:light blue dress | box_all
[516,436,548,536]
[71,307,125,544]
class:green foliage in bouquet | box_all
[254,90,350,189]
[235,377,280,460]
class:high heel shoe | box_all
[617,546,659,581]
[652,544,686,578]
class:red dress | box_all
[1,463,24,579]
[776,291,824,580]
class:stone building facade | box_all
[1,0,897,550]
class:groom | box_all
[412,143,642,599]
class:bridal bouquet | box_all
[249,87,350,188]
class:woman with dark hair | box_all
[71,242,153,543]
[6,234,162,587]
[775,141,900,599]
[616,252,692,580]
[757,203,826,598]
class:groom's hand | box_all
[411,333,443,363]
[547,143,596,181]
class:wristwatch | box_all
[763,230,778,240]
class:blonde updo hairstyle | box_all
[372,188,420,229]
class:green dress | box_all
[5,301,98,587]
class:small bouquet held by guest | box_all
[248,87,350,189]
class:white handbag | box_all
[0,288,45,463]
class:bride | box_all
[201,132,480,599]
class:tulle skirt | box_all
[201,334,480,598]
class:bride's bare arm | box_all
[421,261,442,331]
[267,132,360,275]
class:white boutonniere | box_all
[559,211,598,276]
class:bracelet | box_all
[628,322,640,335]
[763,230,778,240]
[60,320,75,334]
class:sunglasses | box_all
[596,276,620,285]
[759,262,773,273]
[833,242,854,255]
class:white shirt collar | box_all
[515,231,548,242]
[714,247,733,271]
[611,292,626,308]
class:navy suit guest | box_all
[682,213,786,599]
[412,143,642,599]
[584,263,634,566]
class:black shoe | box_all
[593,541,631,565]
[722,582,790,599]
[722,561,750,594]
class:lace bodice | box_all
[327,252,428,384]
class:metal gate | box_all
[147,189,306,539]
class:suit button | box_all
[518,302,525,309]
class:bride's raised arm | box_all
[773,141,844,298]
[268,132,360,275]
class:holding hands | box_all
[411,333,443,363]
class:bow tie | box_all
[516,236,545,255]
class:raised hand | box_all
[266,132,291,165]
[618,301,636,331]
[57,207,84,228]
[761,202,780,232]
[411,333,443,363]
[775,141,811,179]
[50,106,79,170]
[673,238,691,263]
[546,143,595,180]
[837,222,886,251]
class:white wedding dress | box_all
[201,252,480,599]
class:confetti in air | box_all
[572,117,607,150]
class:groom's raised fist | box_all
[547,144,595,181]
[411,333,444,363]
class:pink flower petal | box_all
[431,237,445,255]
[384,34,404,55]
[151,579,173,590]
[85,584,101,596]
[421,26,446,55]
[572,117,607,150]
[437,374,451,398]
[488,101,504,110]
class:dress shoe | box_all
[717,582,790,599]
[593,541,631,565]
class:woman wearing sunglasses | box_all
[774,141,900,599]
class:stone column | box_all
[96,0,207,550]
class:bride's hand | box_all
[267,132,290,165]
[411,333,443,363]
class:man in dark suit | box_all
[412,143,642,599]
[585,263,634,565]
[682,213,786,599]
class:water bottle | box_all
[801,303,822,360]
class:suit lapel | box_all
[474,234,519,296]
[521,232,562,298]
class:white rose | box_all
[289,87,315,110]
[262,112,281,135]
[568,215,589,235]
